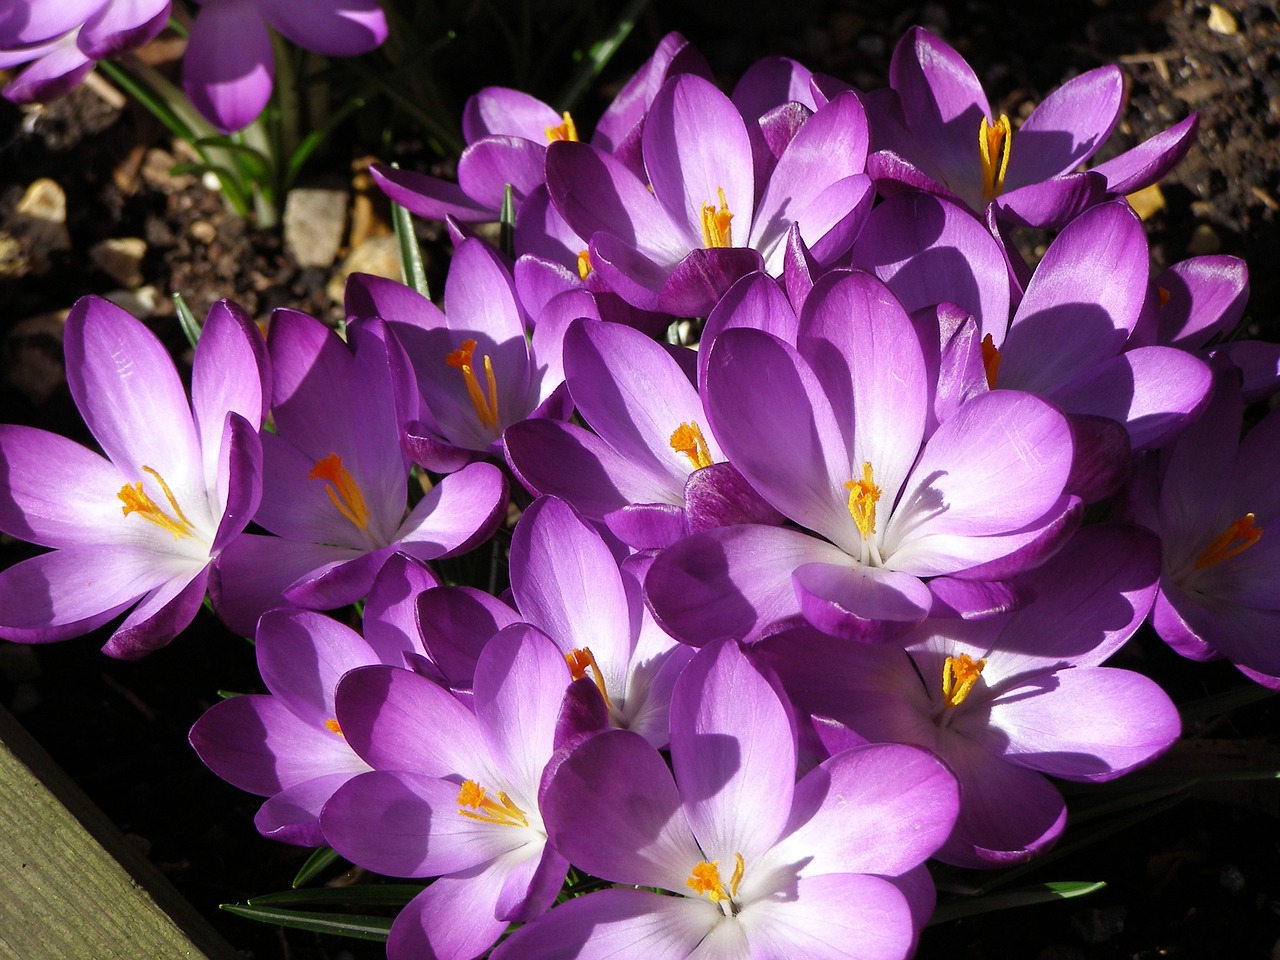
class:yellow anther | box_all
[941,654,987,709]
[686,853,744,905]
[844,461,881,540]
[700,187,734,249]
[669,421,714,471]
[1195,513,1262,569]
[981,333,1002,390]
[309,453,372,531]
[565,647,615,713]
[545,111,579,143]
[978,114,1012,201]
[446,338,501,433]
[456,779,530,828]
[577,249,592,281]
[324,718,344,737]
[117,465,197,540]
[727,851,744,898]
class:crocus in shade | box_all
[760,524,1180,867]
[321,624,602,960]
[646,269,1078,645]
[0,296,266,657]
[374,32,710,225]
[1,0,171,104]
[211,308,506,635]
[546,72,873,316]
[344,240,572,473]
[866,26,1197,227]
[190,605,405,845]
[183,0,386,132]
[507,496,693,746]
[505,318,782,550]
[1132,361,1280,686]
[491,639,959,960]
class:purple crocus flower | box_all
[492,639,959,960]
[647,269,1078,645]
[183,0,387,132]
[867,26,1197,227]
[321,624,601,960]
[505,318,782,550]
[211,307,506,635]
[760,524,1180,867]
[374,32,710,225]
[0,0,170,104]
[546,72,873,316]
[1132,361,1280,686]
[344,240,572,473]
[507,496,693,746]
[189,604,416,845]
[0,296,266,657]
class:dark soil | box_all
[1,1,1278,957]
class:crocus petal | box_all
[389,862,520,960]
[684,462,786,533]
[1052,345,1212,451]
[395,460,507,560]
[1088,113,1198,195]
[255,0,386,56]
[0,0,103,47]
[209,412,263,556]
[78,0,170,59]
[778,742,958,876]
[989,667,1180,781]
[100,565,210,658]
[739,873,915,960]
[490,888,717,960]
[417,585,519,691]
[542,728,702,889]
[699,270,799,389]
[1004,66,1123,186]
[1155,255,1249,346]
[457,136,549,209]
[793,561,933,642]
[671,640,796,862]
[191,300,268,478]
[254,771,355,846]
[3,33,93,103]
[256,608,377,724]
[360,553,438,664]
[183,0,273,132]
[0,545,185,644]
[658,247,768,318]
[463,87,561,141]
[992,170,1108,229]
[369,163,494,221]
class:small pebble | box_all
[1207,3,1238,35]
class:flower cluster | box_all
[3,24,1276,960]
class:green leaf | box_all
[556,0,652,113]
[930,881,1106,925]
[173,293,201,350]
[251,884,425,908]
[391,185,430,299]
[220,903,392,942]
[292,845,343,888]
[499,183,516,259]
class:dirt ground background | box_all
[1,0,1279,957]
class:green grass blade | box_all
[172,293,201,350]
[291,845,343,888]
[391,186,430,298]
[556,0,651,113]
[930,881,1107,925]
[219,904,392,942]
[251,884,425,908]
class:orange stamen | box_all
[845,461,881,540]
[545,111,579,143]
[565,647,614,713]
[456,779,529,827]
[942,654,987,709]
[1195,513,1262,569]
[117,466,196,540]
[309,453,372,531]
[981,333,1002,390]
[577,249,592,281]
[978,114,1012,201]
[686,852,744,906]
[700,187,734,249]
[669,421,714,471]
[324,718,344,737]
[446,339,501,432]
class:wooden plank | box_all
[0,704,240,960]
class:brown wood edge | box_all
[0,702,241,959]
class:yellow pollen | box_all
[117,465,197,540]
[545,111,579,143]
[446,338,501,433]
[978,114,1012,201]
[577,249,592,281]
[1195,513,1262,569]
[669,421,714,471]
[981,333,1002,390]
[309,453,372,531]
[324,718,344,737]
[700,187,734,249]
[941,654,987,709]
[686,853,744,904]
[565,647,614,713]
[456,779,530,827]
[844,461,881,539]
